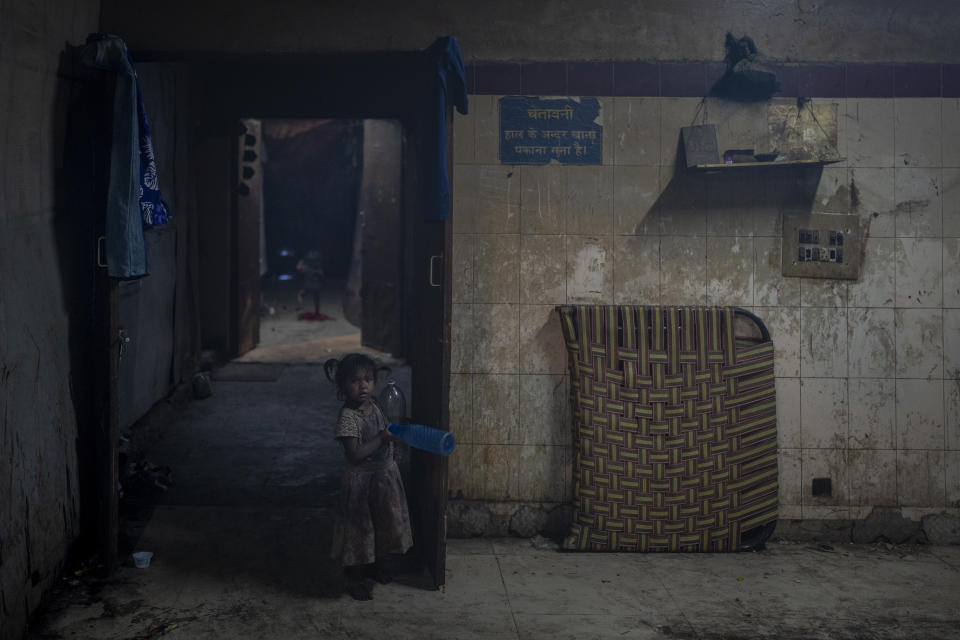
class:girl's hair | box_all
[324,353,383,399]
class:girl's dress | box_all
[330,402,413,566]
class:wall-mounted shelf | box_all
[689,158,845,171]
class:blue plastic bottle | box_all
[388,423,456,456]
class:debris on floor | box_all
[530,535,559,551]
[128,621,180,639]
[192,372,213,399]
[297,311,334,321]
[121,461,173,500]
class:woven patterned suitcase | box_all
[558,305,778,552]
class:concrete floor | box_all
[236,278,376,364]
[27,359,960,639]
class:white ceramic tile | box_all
[564,165,614,235]
[449,373,475,445]
[848,378,897,450]
[800,378,848,449]
[478,444,520,500]
[598,97,615,167]
[800,307,847,378]
[472,374,520,444]
[754,237,800,307]
[519,374,569,447]
[520,165,565,235]
[946,451,960,508]
[451,234,476,304]
[845,98,895,168]
[779,504,803,520]
[848,237,895,308]
[613,235,660,304]
[943,99,960,168]
[895,308,943,379]
[755,175,789,237]
[452,164,480,234]
[847,308,896,378]
[850,167,896,237]
[894,99,941,168]
[447,443,481,499]
[758,307,801,378]
[451,303,475,373]
[800,279,847,308]
[778,448,803,506]
[706,236,754,306]
[520,235,566,305]
[896,379,945,450]
[944,169,960,238]
[612,97,660,166]
[947,380,960,451]
[848,449,898,507]
[475,164,521,234]
[705,173,756,237]
[897,450,946,508]
[894,168,942,238]
[516,444,567,502]
[658,236,706,305]
[565,235,613,303]
[895,238,943,308]
[944,309,960,379]
[657,172,707,236]
[475,234,520,303]
[776,377,802,449]
[473,303,520,374]
[474,95,500,164]
[519,304,567,375]
[813,166,852,213]
[453,107,476,164]
[613,165,660,236]
[945,238,960,308]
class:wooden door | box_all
[360,119,405,356]
[234,118,263,356]
[404,110,452,589]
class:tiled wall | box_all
[447,67,960,523]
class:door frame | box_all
[186,51,453,586]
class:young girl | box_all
[296,249,324,316]
[325,354,413,600]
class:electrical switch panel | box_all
[782,213,861,279]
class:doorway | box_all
[235,118,405,364]
[188,52,453,589]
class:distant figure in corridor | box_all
[296,248,324,316]
[325,354,413,600]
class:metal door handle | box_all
[429,254,442,287]
[97,236,107,268]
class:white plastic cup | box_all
[132,551,153,568]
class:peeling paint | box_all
[823,183,851,212]
[569,241,608,298]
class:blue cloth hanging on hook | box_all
[423,36,468,222]
[82,33,170,278]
